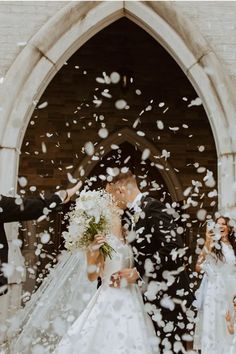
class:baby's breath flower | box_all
[62,189,114,259]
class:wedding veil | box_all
[7,250,97,353]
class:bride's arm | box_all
[86,234,105,282]
[225,311,234,335]
[195,250,207,272]
[195,229,213,272]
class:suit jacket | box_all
[0,194,62,292]
[129,196,194,310]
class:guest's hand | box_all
[64,180,82,203]
[225,310,232,322]
[110,268,140,288]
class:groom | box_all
[106,170,195,352]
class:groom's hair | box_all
[110,169,136,185]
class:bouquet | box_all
[62,189,115,259]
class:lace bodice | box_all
[204,243,236,276]
[221,243,236,264]
[102,234,134,285]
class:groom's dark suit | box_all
[0,194,63,294]
[126,195,195,351]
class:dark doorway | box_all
[18,18,217,292]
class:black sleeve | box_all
[0,224,8,263]
[135,200,185,279]
[0,194,62,223]
[148,200,183,255]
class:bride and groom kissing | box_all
[12,170,195,354]
[106,170,195,352]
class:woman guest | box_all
[225,295,236,354]
[193,216,236,354]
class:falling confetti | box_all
[38,101,48,109]
[106,167,120,177]
[101,89,112,98]
[67,173,77,184]
[142,149,150,161]
[29,186,37,192]
[2,263,15,278]
[161,149,170,160]
[115,99,127,110]
[137,131,145,137]
[197,167,206,173]
[188,97,202,107]
[145,105,152,111]
[111,144,119,150]
[40,232,50,244]
[96,77,105,84]
[41,142,47,153]
[93,98,102,107]
[169,126,179,132]
[133,118,140,128]
[208,189,217,198]
[18,177,27,188]
[163,107,169,114]
[204,170,216,188]
[98,128,109,139]
[110,72,120,84]
[198,145,205,152]
[197,209,207,221]
[156,120,164,130]
[84,142,95,156]
[183,186,192,197]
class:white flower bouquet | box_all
[62,189,115,259]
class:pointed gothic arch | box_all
[0,1,235,209]
[0,0,236,321]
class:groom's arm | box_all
[137,200,185,279]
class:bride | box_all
[194,216,236,354]
[8,191,159,354]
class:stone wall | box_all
[0,1,67,78]
[0,1,236,90]
[175,1,236,87]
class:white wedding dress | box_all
[194,243,236,354]
[53,234,159,354]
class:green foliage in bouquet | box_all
[78,215,115,260]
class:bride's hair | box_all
[211,216,236,261]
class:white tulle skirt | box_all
[229,331,236,354]
[53,283,159,354]
[194,267,236,354]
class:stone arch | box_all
[75,127,183,201]
[1,0,236,321]
[0,1,235,209]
